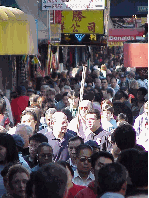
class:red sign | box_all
[108,28,144,42]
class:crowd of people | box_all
[0,54,148,198]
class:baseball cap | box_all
[12,134,25,148]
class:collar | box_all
[74,169,95,181]
[101,192,125,198]
[94,126,104,135]
[69,158,77,168]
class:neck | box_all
[78,170,90,180]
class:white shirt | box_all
[101,192,125,198]
[72,169,95,186]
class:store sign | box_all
[108,42,123,47]
[60,10,104,34]
[42,0,105,10]
[109,36,135,42]
[137,6,148,12]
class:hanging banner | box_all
[60,10,104,34]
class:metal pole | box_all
[47,10,51,75]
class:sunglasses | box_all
[79,157,92,163]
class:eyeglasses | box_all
[79,157,92,163]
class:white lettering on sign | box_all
[109,36,135,42]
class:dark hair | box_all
[21,110,37,122]
[7,164,30,188]
[101,78,107,83]
[110,76,117,82]
[114,123,136,150]
[37,142,53,154]
[1,162,19,177]
[117,149,148,188]
[107,88,114,97]
[91,151,114,169]
[0,133,19,163]
[98,162,127,194]
[33,163,67,198]
[0,97,6,114]
[68,136,84,146]
[87,108,101,120]
[117,113,127,121]
[76,144,93,158]
[113,90,128,101]
[57,161,74,177]
[137,87,148,96]
[103,104,114,114]
[29,133,48,144]
[61,108,73,122]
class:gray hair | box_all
[15,124,33,136]
[40,85,51,91]
[45,108,57,117]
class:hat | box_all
[85,140,99,148]
[12,134,25,148]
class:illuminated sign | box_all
[90,34,96,41]
[75,34,85,41]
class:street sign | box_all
[42,0,105,11]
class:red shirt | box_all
[65,183,86,198]
[11,96,29,125]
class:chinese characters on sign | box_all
[42,0,105,10]
[60,10,103,34]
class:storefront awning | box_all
[108,28,144,46]
[0,6,37,55]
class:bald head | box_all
[52,112,68,139]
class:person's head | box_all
[0,97,6,114]
[113,123,136,151]
[40,85,50,97]
[17,86,26,96]
[117,113,127,126]
[62,92,70,107]
[79,100,92,119]
[31,163,67,198]
[110,77,117,88]
[37,142,53,166]
[91,151,114,180]
[0,133,19,165]
[45,108,57,127]
[12,134,25,153]
[15,124,33,148]
[113,90,128,102]
[85,140,100,153]
[21,110,38,132]
[46,88,56,102]
[29,94,40,107]
[7,164,30,198]
[101,99,113,111]
[94,78,101,88]
[137,87,148,101]
[102,105,114,121]
[120,73,126,82]
[56,161,74,188]
[51,112,68,139]
[29,133,48,159]
[117,149,148,188]
[98,162,128,196]
[129,80,139,90]
[61,108,73,123]
[106,74,113,84]
[68,136,84,163]
[86,109,101,132]
[101,78,108,90]
[76,144,93,175]
[27,89,35,97]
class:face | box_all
[38,146,53,166]
[45,113,53,127]
[0,145,7,163]
[9,172,29,198]
[52,113,68,139]
[110,78,117,88]
[101,80,108,89]
[121,77,126,82]
[40,88,46,97]
[94,156,112,180]
[62,96,69,107]
[21,114,37,132]
[76,149,92,173]
[68,139,82,162]
[102,110,112,121]
[86,114,99,131]
[29,140,40,159]
[137,91,144,101]
[95,78,101,87]
[79,106,89,118]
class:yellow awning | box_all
[0,6,37,55]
